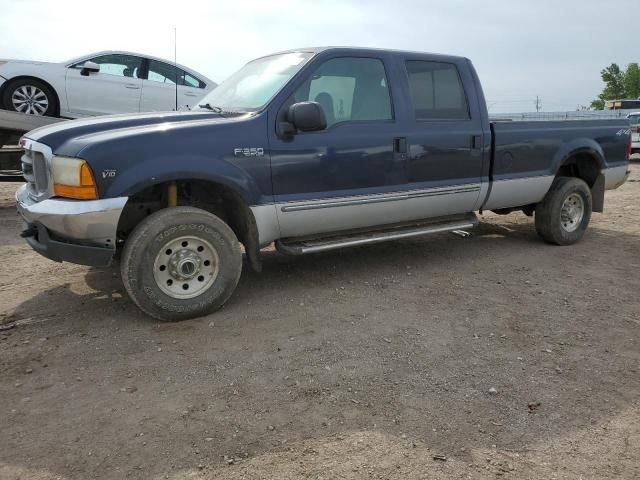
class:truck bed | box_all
[484,119,630,210]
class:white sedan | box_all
[0,51,216,118]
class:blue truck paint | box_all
[18,46,631,259]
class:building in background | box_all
[605,99,640,110]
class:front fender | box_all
[104,154,265,205]
[71,114,272,205]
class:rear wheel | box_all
[534,176,592,245]
[2,78,57,116]
[121,207,243,321]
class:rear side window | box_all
[147,60,205,89]
[405,61,469,120]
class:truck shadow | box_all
[3,219,640,479]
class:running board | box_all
[275,214,478,255]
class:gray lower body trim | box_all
[16,184,127,248]
[603,165,629,190]
[249,204,281,246]
[275,184,481,239]
[482,175,554,210]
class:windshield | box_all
[195,51,314,112]
[629,115,640,126]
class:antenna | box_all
[174,27,178,111]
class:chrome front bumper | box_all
[16,184,128,265]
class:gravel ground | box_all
[0,165,639,479]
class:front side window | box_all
[292,57,392,127]
[195,51,314,112]
[406,61,469,120]
[88,54,142,78]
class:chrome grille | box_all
[33,152,48,192]
[21,141,52,200]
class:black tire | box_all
[2,78,58,116]
[534,176,592,245]
[121,207,242,321]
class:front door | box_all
[269,55,408,239]
[65,54,143,116]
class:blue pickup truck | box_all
[16,47,631,320]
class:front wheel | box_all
[121,207,242,321]
[534,176,592,245]
[2,78,57,116]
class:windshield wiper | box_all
[197,104,247,116]
[198,103,223,113]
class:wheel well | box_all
[1,76,60,116]
[557,153,600,187]
[557,152,605,212]
[117,179,262,271]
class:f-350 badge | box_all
[234,147,264,157]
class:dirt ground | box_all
[0,166,639,480]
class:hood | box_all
[0,59,55,66]
[25,111,247,155]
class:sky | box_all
[0,0,635,113]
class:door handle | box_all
[394,137,407,153]
[471,135,482,149]
[184,92,198,97]
[125,84,140,89]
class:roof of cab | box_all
[252,46,469,63]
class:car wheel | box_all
[121,207,243,321]
[534,176,592,245]
[2,78,58,116]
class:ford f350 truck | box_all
[16,47,631,321]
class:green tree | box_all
[624,63,640,99]
[591,63,630,110]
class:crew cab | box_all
[16,47,631,321]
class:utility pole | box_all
[534,95,542,112]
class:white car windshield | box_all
[195,51,314,113]
[629,115,640,126]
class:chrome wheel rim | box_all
[153,235,220,299]
[560,193,584,233]
[11,85,49,115]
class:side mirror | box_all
[288,101,327,132]
[80,61,100,76]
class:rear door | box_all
[140,60,206,111]
[65,54,143,116]
[398,57,485,217]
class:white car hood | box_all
[0,59,55,66]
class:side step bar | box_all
[275,214,478,255]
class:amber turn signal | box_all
[52,157,98,200]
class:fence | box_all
[490,109,637,122]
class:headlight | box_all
[52,156,98,200]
